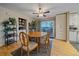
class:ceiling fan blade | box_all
[43,15,46,17]
[37,15,39,17]
[44,11,50,13]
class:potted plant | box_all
[9,17,16,25]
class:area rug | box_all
[11,44,51,56]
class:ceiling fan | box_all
[32,4,50,17]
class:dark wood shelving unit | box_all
[3,18,17,45]
[5,25,17,45]
[18,18,26,30]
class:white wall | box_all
[0,6,33,46]
[56,13,67,40]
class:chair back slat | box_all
[19,32,29,46]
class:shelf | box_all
[5,39,16,45]
[5,33,16,38]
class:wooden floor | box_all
[51,39,79,56]
[0,39,79,56]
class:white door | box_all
[56,14,67,40]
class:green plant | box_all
[2,17,16,33]
[9,17,16,25]
[31,20,37,28]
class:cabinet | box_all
[69,31,77,43]
[69,31,79,43]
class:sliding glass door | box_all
[40,20,55,38]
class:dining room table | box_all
[28,31,47,48]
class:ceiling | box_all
[0,3,79,18]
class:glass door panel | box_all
[40,20,55,38]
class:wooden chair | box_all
[19,32,38,56]
[45,32,50,48]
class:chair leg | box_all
[27,51,29,56]
[21,48,23,56]
[46,44,48,48]
[45,42,49,48]
[37,46,38,53]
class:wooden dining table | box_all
[28,32,47,48]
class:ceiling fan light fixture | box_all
[39,13,43,16]
[32,4,50,17]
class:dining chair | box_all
[45,32,50,48]
[19,32,38,56]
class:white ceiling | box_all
[0,3,79,18]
